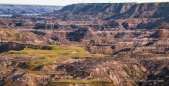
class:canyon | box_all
[0,2,169,86]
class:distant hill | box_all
[0,4,63,14]
[47,3,169,20]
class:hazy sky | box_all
[0,0,168,6]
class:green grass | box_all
[5,45,107,70]
[92,53,109,57]
[124,67,136,77]
[0,28,20,37]
[122,54,130,58]
[139,52,152,55]
[46,79,115,86]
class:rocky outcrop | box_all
[150,29,169,38]
[0,42,54,53]
[48,3,169,20]
[0,28,44,44]
[55,57,169,86]
[0,42,25,53]
[1,2,169,86]
[66,27,96,42]
[87,46,113,55]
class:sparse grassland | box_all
[4,45,107,70]
[46,79,115,86]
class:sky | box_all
[0,0,168,6]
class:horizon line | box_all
[0,1,169,6]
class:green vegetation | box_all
[5,45,91,69]
[93,53,109,57]
[139,52,152,56]
[46,79,115,86]
[0,28,39,42]
[5,45,107,70]
[122,54,130,58]
[0,28,19,35]
[124,67,136,77]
